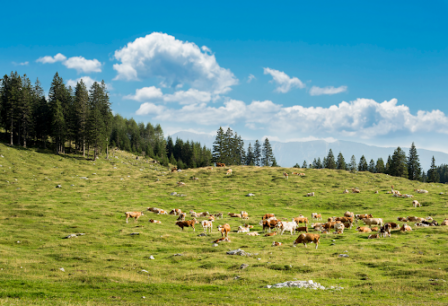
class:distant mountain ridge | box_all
[171,131,448,171]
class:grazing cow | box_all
[343,189,349,194]
[352,188,360,193]
[272,241,283,246]
[216,162,226,167]
[241,211,249,219]
[293,233,320,249]
[291,172,299,175]
[218,224,231,237]
[125,211,144,223]
[169,209,182,215]
[379,224,391,237]
[263,219,280,232]
[237,226,250,233]
[311,213,322,221]
[334,223,345,234]
[441,219,448,226]
[214,237,230,243]
[283,172,289,179]
[371,227,379,231]
[306,192,315,197]
[228,213,242,218]
[311,223,323,229]
[264,232,277,237]
[293,217,309,226]
[262,214,275,220]
[149,219,161,224]
[356,214,373,220]
[323,222,338,229]
[244,224,254,228]
[400,224,412,232]
[362,218,383,228]
[368,233,380,239]
[412,200,421,207]
[335,217,354,224]
[208,216,215,222]
[276,221,298,235]
[247,232,260,236]
[344,211,354,218]
[397,217,408,222]
[201,220,213,234]
[356,226,372,233]
[175,219,199,231]
[213,212,223,219]
[226,169,232,175]
[295,226,308,233]
[177,213,186,221]
[157,209,168,215]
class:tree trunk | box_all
[106,137,109,159]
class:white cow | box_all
[201,220,213,234]
[276,221,297,235]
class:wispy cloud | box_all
[263,67,305,93]
[309,85,347,96]
[247,74,256,83]
[36,53,102,73]
[12,61,29,66]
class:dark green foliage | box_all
[358,155,368,171]
[326,149,336,169]
[212,127,225,163]
[293,163,300,168]
[376,158,385,173]
[254,140,261,166]
[390,147,408,178]
[349,155,357,172]
[246,143,255,166]
[368,159,375,173]
[427,156,440,183]
[336,152,346,170]
[302,160,307,168]
[261,138,274,166]
[407,142,422,181]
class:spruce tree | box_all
[246,143,254,166]
[323,157,327,169]
[358,155,368,171]
[261,138,274,166]
[237,135,245,165]
[312,158,318,169]
[326,149,336,169]
[368,159,375,173]
[99,81,113,159]
[212,127,225,163]
[302,160,307,168]
[74,80,89,156]
[316,157,323,169]
[428,156,440,183]
[385,155,392,174]
[349,155,357,172]
[17,75,34,148]
[0,72,21,145]
[87,82,106,160]
[293,163,300,168]
[390,147,408,178]
[51,100,65,153]
[336,152,346,170]
[376,158,385,173]
[222,128,234,165]
[407,142,422,181]
[271,157,279,167]
[254,140,261,166]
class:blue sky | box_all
[2,0,448,152]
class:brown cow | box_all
[175,219,199,231]
[262,214,275,220]
[149,219,161,224]
[356,226,372,233]
[397,217,408,222]
[177,213,186,221]
[171,167,178,172]
[169,208,182,215]
[264,232,277,237]
[401,224,412,232]
[293,233,320,249]
[295,226,308,233]
[263,219,280,232]
[228,213,242,218]
[293,217,309,225]
[218,224,231,237]
[125,211,144,223]
[283,172,289,179]
[214,237,230,243]
[368,233,380,239]
[216,162,226,167]
[272,241,283,246]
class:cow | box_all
[147,207,162,213]
[272,241,283,246]
[415,222,429,227]
[207,167,213,170]
[298,173,306,176]
[228,213,242,218]
[412,200,421,207]
[368,233,380,239]
[247,232,260,236]
[295,226,308,233]
[385,222,400,230]
[407,216,425,222]
[244,224,254,228]
[344,211,354,218]
[237,226,250,233]
[311,213,322,221]
[177,181,186,187]
[149,219,161,224]
[343,189,349,194]
[213,212,223,219]
[352,188,360,193]
[190,176,199,181]
[400,224,412,232]
[276,221,297,235]
[171,167,178,172]
[293,217,309,226]
[241,211,249,219]
[125,211,144,223]
[208,216,215,222]
[263,219,280,232]
[157,209,168,215]
[356,214,373,220]
[441,219,448,226]
[362,218,383,228]
[216,162,226,167]
[416,189,428,193]
[356,226,372,233]
[175,219,199,231]
[334,223,345,234]
[379,224,391,237]
[177,213,186,221]
[262,214,275,220]
[426,216,433,221]
[371,227,379,231]
[375,191,379,194]
[201,220,213,234]
[397,217,408,222]
[283,172,289,179]
[214,237,230,243]
[335,216,353,224]
[264,232,277,237]
[226,169,232,175]
[218,224,231,237]
[322,221,338,229]
[293,233,320,249]
[306,192,315,197]
[169,209,182,215]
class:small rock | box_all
[63,234,77,239]
[212,244,219,247]
[440,192,444,195]
[234,276,241,280]
[56,185,62,188]
[142,296,146,299]
[59,268,65,272]
[140,270,149,273]
[332,240,335,242]
[240,264,249,270]
[149,255,155,260]
[70,184,75,187]
[197,233,207,237]
[130,233,140,235]
[170,192,178,196]
[16,241,20,244]
[173,254,183,256]
[257,258,261,260]
[330,243,335,246]
[265,285,272,288]
[339,254,349,258]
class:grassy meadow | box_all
[0,142,448,305]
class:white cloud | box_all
[66,76,112,90]
[36,53,67,64]
[125,87,212,105]
[63,56,102,73]
[309,85,347,96]
[247,74,256,83]
[263,67,305,93]
[124,86,163,101]
[136,103,165,116]
[201,46,211,53]
[113,32,238,94]
[12,61,29,66]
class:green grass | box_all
[0,142,448,305]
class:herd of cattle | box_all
[124,186,448,250]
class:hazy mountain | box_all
[170,131,448,171]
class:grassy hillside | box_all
[0,142,447,305]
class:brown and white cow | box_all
[441,219,448,226]
[175,219,199,231]
[311,213,322,221]
[362,218,383,228]
[400,224,412,232]
[283,172,289,179]
[295,226,309,233]
[264,232,277,237]
[293,233,320,249]
[368,233,380,239]
[262,214,275,220]
[125,211,144,223]
[263,219,280,232]
[177,213,186,221]
[246,232,259,236]
[306,192,315,197]
[272,241,283,246]
[334,223,345,234]
[228,212,242,218]
[201,220,213,234]
[412,200,421,207]
[397,217,408,222]
[213,212,223,219]
[169,208,182,215]
[149,219,161,224]
[352,188,361,193]
[226,169,232,175]
[218,224,231,237]
[214,237,230,243]
[241,211,249,219]
[237,226,250,233]
[293,217,309,226]
[344,211,354,218]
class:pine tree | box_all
[336,152,346,170]
[99,81,112,159]
[407,142,422,181]
[74,80,89,156]
[349,155,357,172]
[385,155,392,174]
[222,128,234,165]
[376,158,385,173]
[87,82,106,160]
[390,147,408,178]
[421,170,427,182]
[32,78,49,147]
[254,140,261,166]
[312,158,318,169]
[326,149,336,169]
[368,159,375,173]
[212,127,225,163]
[51,100,65,153]
[293,163,300,168]
[0,72,21,145]
[358,155,368,171]
[316,157,323,169]
[323,157,327,169]
[17,75,34,148]
[48,72,70,153]
[428,156,440,183]
[246,143,254,166]
[271,158,279,167]
[302,160,307,168]
[237,135,246,165]
[261,138,274,166]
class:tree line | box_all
[212,127,277,166]
[295,142,444,183]
[0,71,211,168]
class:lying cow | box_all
[264,232,277,237]
[306,192,315,197]
[412,200,421,207]
[237,226,250,233]
[125,211,144,223]
[241,211,249,219]
[293,233,320,249]
[272,241,283,246]
[368,233,380,239]
[228,212,242,218]
[379,224,391,237]
[149,219,161,224]
[397,217,407,222]
[295,226,308,233]
[214,237,230,243]
[352,188,360,193]
[213,212,223,219]
[334,223,345,234]
[169,208,182,215]
[344,211,354,218]
[177,213,186,221]
[441,219,448,226]
[356,226,372,233]
[175,219,199,231]
[362,218,383,228]
[247,232,259,236]
[244,224,254,228]
[401,224,412,232]
[343,189,349,194]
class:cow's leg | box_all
[315,242,319,249]
[304,243,307,248]
[126,217,129,223]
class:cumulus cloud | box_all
[124,86,163,101]
[113,33,238,94]
[63,56,102,73]
[309,85,347,96]
[36,53,101,73]
[263,67,305,93]
[125,87,212,105]
[247,74,256,83]
[135,97,448,139]
[66,76,112,90]
[36,53,67,64]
